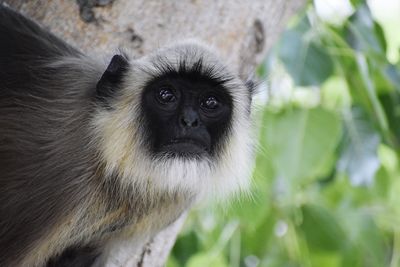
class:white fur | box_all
[91,41,255,202]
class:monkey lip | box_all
[161,138,208,156]
[169,138,207,147]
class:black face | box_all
[142,72,233,158]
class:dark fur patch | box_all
[46,245,100,267]
[96,54,129,107]
[0,5,80,59]
[0,5,100,266]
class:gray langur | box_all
[0,4,256,267]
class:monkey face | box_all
[92,42,254,198]
[142,72,233,158]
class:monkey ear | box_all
[96,54,129,104]
[241,70,258,98]
[245,79,257,96]
[244,78,260,112]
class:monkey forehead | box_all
[145,40,225,70]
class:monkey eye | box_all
[201,95,220,110]
[156,87,177,104]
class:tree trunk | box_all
[4,0,305,266]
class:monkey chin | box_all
[158,141,209,159]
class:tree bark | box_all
[4,0,305,266]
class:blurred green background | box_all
[168,0,400,266]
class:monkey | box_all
[0,4,255,267]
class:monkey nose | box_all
[179,109,199,128]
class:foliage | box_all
[169,1,400,266]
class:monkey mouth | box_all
[160,138,209,157]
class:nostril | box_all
[180,115,199,128]
[180,116,187,127]
[180,108,200,128]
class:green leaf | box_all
[171,231,199,266]
[321,76,352,110]
[187,253,228,267]
[309,252,341,267]
[342,213,389,266]
[337,107,381,185]
[279,30,334,86]
[384,64,400,92]
[355,53,389,136]
[240,213,275,257]
[349,0,363,7]
[263,107,341,182]
[341,246,362,267]
[166,256,181,267]
[378,93,400,148]
[300,204,346,252]
[374,167,391,199]
[346,4,387,56]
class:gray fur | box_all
[0,5,254,266]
